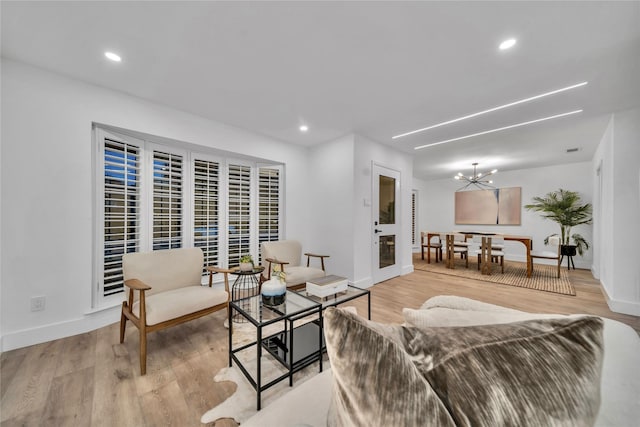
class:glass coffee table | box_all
[228,291,322,410]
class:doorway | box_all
[372,164,401,283]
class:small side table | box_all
[230,266,265,323]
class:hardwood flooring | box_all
[2,261,638,426]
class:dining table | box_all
[425,232,533,277]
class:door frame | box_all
[371,162,401,283]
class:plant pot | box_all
[239,262,253,271]
[561,245,577,257]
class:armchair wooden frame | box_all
[262,253,329,291]
[119,267,231,375]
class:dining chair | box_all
[529,235,561,278]
[441,233,469,268]
[421,232,442,262]
[468,235,505,274]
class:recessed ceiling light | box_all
[299,125,309,132]
[414,110,583,150]
[499,38,517,50]
[392,81,588,140]
[104,51,122,62]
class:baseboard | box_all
[1,305,120,352]
[401,264,414,275]
[601,284,640,316]
[352,276,373,289]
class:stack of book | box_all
[306,275,348,298]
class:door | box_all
[372,164,401,283]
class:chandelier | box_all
[454,163,498,191]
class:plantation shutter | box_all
[152,150,183,250]
[102,137,141,297]
[228,164,251,267]
[412,190,417,246]
[193,159,220,273]
[258,167,280,262]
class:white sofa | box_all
[243,296,640,426]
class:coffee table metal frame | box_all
[228,291,322,410]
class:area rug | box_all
[202,308,355,424]
[200,353,325,424]
[413,257,576,296]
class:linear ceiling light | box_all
[414,109,583,150]
[392,81,588,140]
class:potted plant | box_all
[239,254,254,271]
[524,188,592,257]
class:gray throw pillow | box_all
[323,307,604,427]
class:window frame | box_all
[93,125,284,309]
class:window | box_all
[152,150,183,250]
[227,164,252,268]
[258,167,281,262]
[193,158,220,273]
[101,134,141,297]
[95,127,283,306]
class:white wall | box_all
[307,135,355,279]
[306,134,414,288]
[593,108,640,315]
[414,162,594,268]
[0,60,312,351]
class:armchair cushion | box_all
[282,266,325,288]
[262,240,303,267]
[132,285,228,326]
[123,247,203,297]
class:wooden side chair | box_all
[120,247,230,375]
[529,235,561,278]
[469,235,505,274]
[421,232,442,262]
[441,233,469,269]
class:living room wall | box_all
[0,60,313,351]
[413,162,594,269]
[592,107,640,316]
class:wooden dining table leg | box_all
[481,237,493,275]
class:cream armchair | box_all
[261,240,328,290]
[120,247,230,375]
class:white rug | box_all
[201,354,325,424]
[202,307,356,424]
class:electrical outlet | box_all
[30,296,46,312]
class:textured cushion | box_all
[132,285,228,325]
[403,306,576,328]
[324,307,604,427]
[123,248,204,297]
[324,308,456,427]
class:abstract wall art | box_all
[455,187,521,225]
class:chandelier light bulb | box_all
[454,163,498,191]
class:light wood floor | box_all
[2,261,639,426]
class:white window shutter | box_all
[193,159,220,273]
[258,167,281,262]
[102,137,141,297]
[228,164,251,267]
[152,150,183,250]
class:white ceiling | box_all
[2,1,639,180]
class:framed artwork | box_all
[455,187,521,225]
